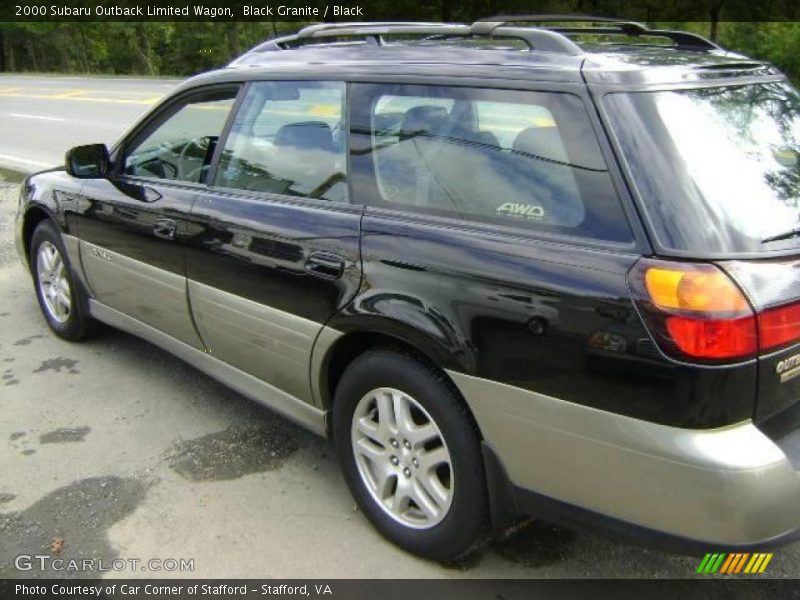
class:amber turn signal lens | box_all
[645,267,751,313]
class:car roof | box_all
[580,45,777,85]
[182,20,781,89]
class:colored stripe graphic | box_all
[700,553,726,573]
[698,552,773,574]
[734,553,749,573]
[697,553,713,573]
[720,554,736,573]
[758,554,773,573]
[745,554,761,573]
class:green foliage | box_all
[1,17,800,82]
[0,21,301,75]
[718,22,800,83]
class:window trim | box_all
[349,81,642,251]
[196,184,365,218]
[205,81,252,187]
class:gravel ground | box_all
[0,176,798,588]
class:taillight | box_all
[629,259,758,362]
[759,302,800,352]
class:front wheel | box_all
[30,220,95,341]
[332,349,489,561]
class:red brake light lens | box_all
[759,302,800,352]
[665,315,757,359]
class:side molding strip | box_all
[89,299,329,437]
[188,279,325,404]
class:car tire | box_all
[30,220,95,341]
[332,348,489,561]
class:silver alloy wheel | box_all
[36,241,71,324]
[351,387,454,529]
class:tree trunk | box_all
[228,23,241,59]
[441,0,452,22]
[60,29,70,72]
[26,36,38,71]
[79,27,91,72]
[134,24,156,76]
[709,0,725,42]
[6,35,16,71]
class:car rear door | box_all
[185,80,362,403]
[76,85,240,348]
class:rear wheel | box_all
[30,221,95,341]
[332,349,488,561]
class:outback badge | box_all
[776,352,800,383]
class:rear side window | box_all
[350,83,632,243]
[214,81,347,202]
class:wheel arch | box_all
[21,204,59,270]
[314,323,483,439]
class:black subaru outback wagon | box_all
[15,17,800,561]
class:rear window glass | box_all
[606,82,800,255]
[350,83,633,244]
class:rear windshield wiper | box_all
[762,227,800,244]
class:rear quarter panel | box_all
[339,211,757,429]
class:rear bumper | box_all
[449,371,800,550]
[510,481,800,555]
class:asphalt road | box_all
[0,75,799,585]
[0,75,179,173]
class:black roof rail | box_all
[233,16,718,65]
[254,22,468,51]
[476,14,720,50]
[241,21,583,56]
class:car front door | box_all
[76,85,241,347]
[185,80,362,404]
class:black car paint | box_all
[18,46,796,435]
[185,188,363,325]
[335,209,756,428]
[76,177,194,277]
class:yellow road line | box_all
[3,86,163,96]
[0,92,156,105]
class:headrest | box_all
[512,127,569,164]
[400,105,449,140]
[273,121,334,152]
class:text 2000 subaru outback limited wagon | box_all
[15,17,800,560]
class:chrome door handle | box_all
[305,252,345,279]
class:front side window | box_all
[124,88,238,183]
[214,81,347,202]
[350,83,632,243]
